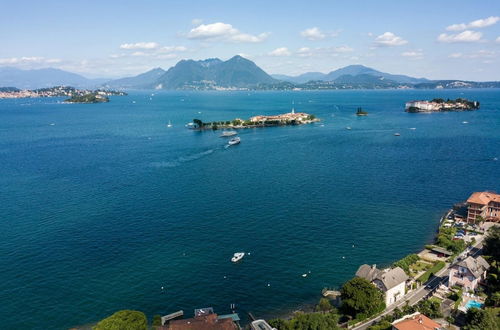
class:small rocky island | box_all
[356,107,368,116]
[187,109,319,130]
[405,98,479,113]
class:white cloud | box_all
[446,16,500,31]
[191,18,203,25]
[437,30,483,43]
[401,50,424,58]
[297,47,313,57]
[159,46,188,53]
[269,47,291,56]
[373,32,408,46]
[448,50,496,59]
[120,42,159,50]
[334,45,354,53]
[187,22,269,43]
[0,56,62,65]
[300,27,325,40]
[448,53,463,58]
[295,46,353,57]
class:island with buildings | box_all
[0,86,126,100]
[188,108,319,130]
[405,98,480,113]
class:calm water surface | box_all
[0,90,499,329]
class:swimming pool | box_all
[465,300,484,309]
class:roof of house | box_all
[376,267,409,291]
[430,246,453,256]
[393,313,442,330]
[356,265,408,291]
[467,191,500,205]
[167,314,237,330]
[457,255,490,278]
[355,264,382,282]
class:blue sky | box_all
[1,0,500,80]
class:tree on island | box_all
[93,310,147,330]
[340,277,385,319]
[192,118,203,128]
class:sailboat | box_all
[167,120,172,128]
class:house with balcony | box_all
[466,191,500,223]
[356,264,408,306]
[448,255,490,292]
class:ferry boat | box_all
[220,131,237,137]
[228,137,241,145]
[231,252,245,262]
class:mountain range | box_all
[0,67,106,89]
[1,57,499,90]
[271,65,429,84]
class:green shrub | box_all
[93,310,147,330]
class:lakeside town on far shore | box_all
[86,191,500,330]
[0,86,126,102]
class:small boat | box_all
[302,273,308,277]
[346,126,352,130]
[409,127,416,130]
[167,120,172,128]
[228,137,241,145]
[231,252,245,262]
[220,131,237,137]
[462,121,469,124]
[185,122,196,129]
[394,133,401,136]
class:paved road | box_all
[352,240,484,330]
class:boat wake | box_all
[151,149,217,168]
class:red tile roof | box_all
[467,192,500,205]
[393,313,441,330]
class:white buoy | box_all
[342,256,346,259]
[267,283,271,287]
[161,286,164,290]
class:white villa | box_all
[356,264,409,306]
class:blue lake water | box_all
[0,90,499,329]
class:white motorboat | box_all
[394,133,401,136]
[167,120,172,128]
[220,131,237,137]
[231,252,245,262]
[228,137,241,145]
[346,126,352,130]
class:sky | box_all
[1,0,500,80]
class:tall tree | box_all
[340,277,385,318]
